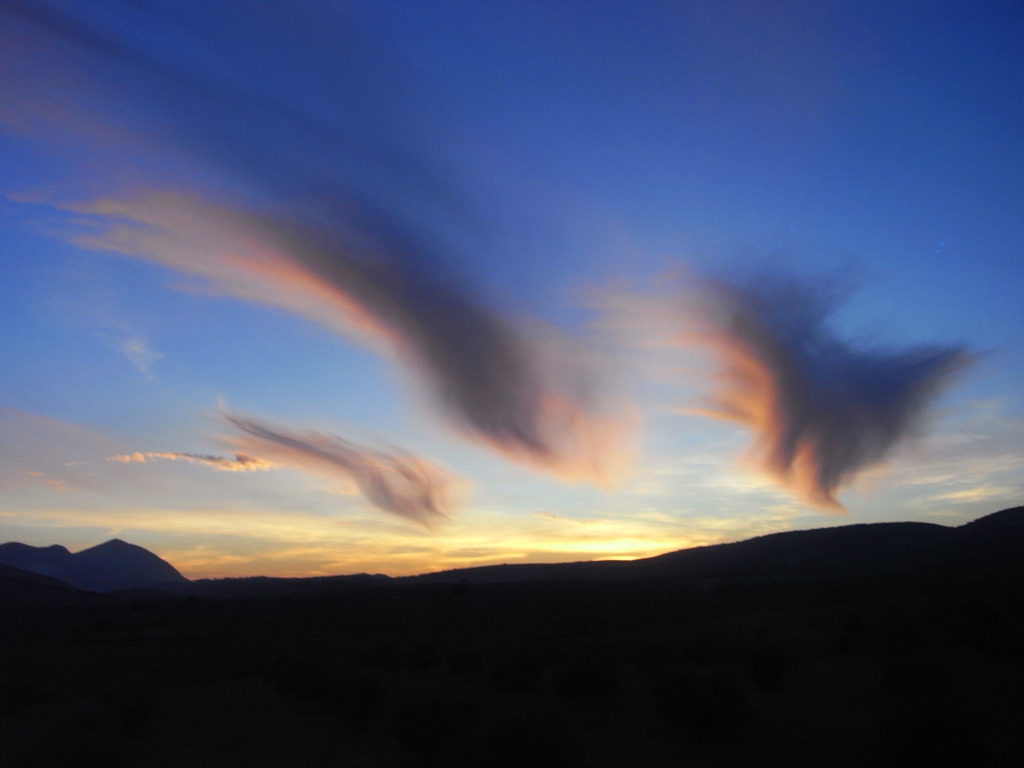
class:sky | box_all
[1,0,1022,579]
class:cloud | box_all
[118,336,163,376]
[0,407,121,495]
[63,192,632,485]
[108,451,277,472]
[41,257,165,377]
[18,470,69,492]
[221,409,461,528]
[1,3,633,485]
[683,270,971,509]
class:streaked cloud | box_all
[221,409,461,529]
[40,247,165,376]
[109,451,277,472]
[118,336,163,376]
[0,408,119,495]
[682,270,971,510]
[874,400,1024,519]
[62,192,634,485]
[18,470,69,493]
[0,0,635,485]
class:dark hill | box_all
[0,563,101,606]
[0,562,74,589]
[0,542,74,578]
[628,520,958,582]
[958,504,1024,535]
[406,506,1024,586]
[0,539,188,593]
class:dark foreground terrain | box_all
[2,510,1023,766]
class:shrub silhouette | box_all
[267,656,325,702]
[876,703,990,768]
[740,641,791,691]
[356,640,402,670]
[53,702,129,768]
[100,680,153,733]
[487,644,564,694]
[390,692,480,761]
[651,665,751,740]
[325,671,384,728]
[446,647,483,678]
[404,642,437,672]
[551,656,620,707]
[482,707,585,768]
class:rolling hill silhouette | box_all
[0,506,1020,600]
[405,506,1024,586]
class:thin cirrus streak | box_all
[684,271,972,510]
[108,451,277,472]
[221,410,459,529]
[1,2,633,486]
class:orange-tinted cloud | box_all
[685,271,971,509]
[65,193,632,485]
[1,3,635,487]
[108,451,277,472]
[221,409,460,528]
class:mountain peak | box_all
[0,538,188,592]
[80,538,137,553]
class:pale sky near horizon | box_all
[1,1,1022,579]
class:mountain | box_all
[0,538,188,593]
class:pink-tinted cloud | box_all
[108,451,276,472]
[65,193,633,485]
[0,3,633,486]
[685,271,971,509]
[221,409,460,528]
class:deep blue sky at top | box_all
[365,0,1024,368]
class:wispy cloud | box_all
[874,400,1024,518]
[18,470,69,492]
[221,409,461,529]
[108,451,277,472]
[0,408,120,495]
[41,256,164,377]
[682,269,971,509]
[118,336,163,376]
[62,192,633,484]
[1,3,633,485]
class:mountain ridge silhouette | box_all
[1,505,1020,598]
[0,537,188,593]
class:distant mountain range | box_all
[0,506,1021,599]
[0,538,187,593]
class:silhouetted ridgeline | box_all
[406,505,1024,586]
[0,538,187,594]
[0,507,1021,601]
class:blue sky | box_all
[1,1,1022,578]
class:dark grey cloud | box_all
[221,410,458,528]
[689,270,972,508]
[1,1,629,482]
